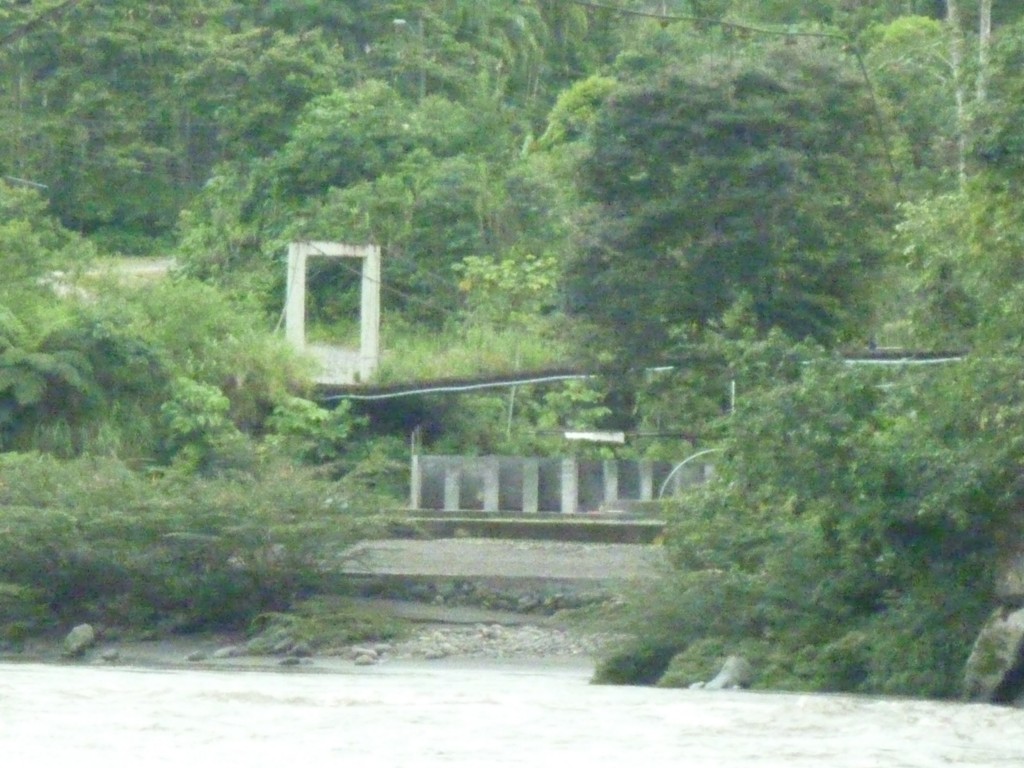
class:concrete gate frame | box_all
[285,241,381,382]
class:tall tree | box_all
[566,40,894,365]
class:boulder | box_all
[290,641,313,658]
[995,553,1024,606]
[62,624,96,658]
[704,655,754,691]
[963,607,1024,703]
[212,645,241,659]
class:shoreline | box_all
[0,612,615,675]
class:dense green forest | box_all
[3,0,1024,697]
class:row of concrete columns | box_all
[411,455,712,515]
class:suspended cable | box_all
[0,0,88,48]
[320,372,595,401]
[303,241,457,316]
[540,0,902,198]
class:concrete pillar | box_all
[285,243,307,348]
[603,460,619,507]
[522,459,539,514]
[410,453,422,510]
[639,461,654,501]
[560,458,578,515]
[483,457,500,513]
[672,466,686,496]
[443,464,461,511]
[359,245,381,381]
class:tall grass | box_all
[374,319,575,384]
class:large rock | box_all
[62,623,97,658]
[995,552,1024,605]
[963,607,1024,703]
[704,655,754,690]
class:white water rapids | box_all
[2,660,1023,767]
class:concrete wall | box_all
[411,455,713,514]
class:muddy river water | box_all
[2,659,1023,767]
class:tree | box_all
[973,19,1024,185]
[604,336,1012,696]
[862,16,960,191]
[566,40,894,365]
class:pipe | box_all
[658,448,724,499]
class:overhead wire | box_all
[0,0,88,48]
[320,372,596,401]
[537,0,902,199]
[303,240,461,317]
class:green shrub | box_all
[597,341,1011,699]
[592,640,679,686]
[0,452,382,633]
[247,596,406,652]
[656,638,729,688]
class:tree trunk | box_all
[946,0,967,187]
[977,0,992,103]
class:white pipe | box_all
[658,448,724,499]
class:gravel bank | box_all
[347,621,622,664]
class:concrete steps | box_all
[387,513,666,544]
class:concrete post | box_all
[522,459,539,514]
[639,461,654,501]
[603,460,619,508]
[359,245,381,381]
[443,464,461,512]
[560,458,578,515]
[483,457,500,513]
[285,243,307,348]
[410,453,422,510]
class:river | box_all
[2,659,1022,767]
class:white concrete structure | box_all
[286,241,381,383]
[411,455,715,515]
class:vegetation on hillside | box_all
[2,1,1024,697]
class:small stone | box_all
[279,656,302,666]
[290,641,313,658]
[100,648,120,663]
[354,653,378,666]
[185,650,208,662]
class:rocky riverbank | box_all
[1,599,623,673]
